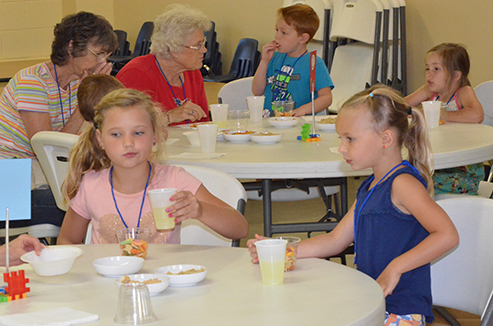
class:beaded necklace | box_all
[155,56,188,107]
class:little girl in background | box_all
[57,88,248,244]
[248,85,459,325]
[405,43,484,195]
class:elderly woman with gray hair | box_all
[116,4,210,125]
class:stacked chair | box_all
[284,0,407,112]
[201,21,223,77]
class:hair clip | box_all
[369,92,374,98]
[407,107,412,115]
[93,122,98,129]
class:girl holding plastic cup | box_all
[405,43,484,195]
[57,89,248,245]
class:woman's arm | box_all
[170,185,249,240]
[57,207,91,245]
[404,85,432,107]
[377,174,459,297]
[20,109,84,140]
[441,86,484,123]
[293,87,333,116]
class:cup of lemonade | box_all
[147,188,177,230]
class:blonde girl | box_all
[405,43,484,195]
[58,88,248,244]
[248,85,458,325]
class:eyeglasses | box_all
[87,47,108,62]
[183,39,206,51]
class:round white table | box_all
[163,119,493,236]
[1,245,385,325]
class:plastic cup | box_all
[255,239,287,285]
[147,188,177,230]
[272,100,295,117]
[228,110,250,131]
[114,283,156,324]
[197,124,218,153]
[422,101,441,129]
[183,131,200,147]
[274,236,301,271]
[209,104,229,128]
[116,228,150,259]
[246,96,265,123]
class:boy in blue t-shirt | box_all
[252,4,334,117]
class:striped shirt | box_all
[0,63,79,159]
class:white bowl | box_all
[250,132,282,144]
[93,256,144,277]
[315,116,337,132]
[21,246,83,276]
[155,264,207,287]
[223,131,253,143]
[116,273,170,296]
[268,117,299,129]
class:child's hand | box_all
[246,234,269,264]
[166,191,203,223]
[376,265,402,297]
[261,40,278,63]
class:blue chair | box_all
[204,38,259,83]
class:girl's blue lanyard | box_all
[53,64,72,127]
[435,92,455,105]
[155,56,188,107]
[110,161,152,229]
[353,160,419,266]
[272,50,307,101]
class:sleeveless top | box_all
[431,90,461,111]
[355,166,433,322]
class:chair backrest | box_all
[176,164,247,247]
[217,77,254,111]
[133,22,154,57]
[31,131,79,211]
[433,197,493,317]
[228,38,259,78]
[475,81,493,127]
[112,30,130,56]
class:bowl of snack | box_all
[93,256,145,277]
[116,274,170,296]
[21,246,83,276]
[155,264,207,287]
[223,130,254,143]
[268,117,299,129]
[250,132,282,144]
[315,116,337,132]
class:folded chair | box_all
[433,197,493,326]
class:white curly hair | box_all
[150,4,211,59]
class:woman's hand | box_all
[82,61,113,79]
[246,234,269,264]
[166,191,203,223]
[168,101,207,124]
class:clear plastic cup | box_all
[116,228,150,259]
[227,110,250,131]
[254,239,287,285]
[147,188,177,230]
[272,101,295,117]
[274,236,301,271]
[114,283,156,324]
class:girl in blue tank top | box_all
[247,85,459,325]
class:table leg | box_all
[262,179,273,237]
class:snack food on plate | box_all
[120,239,148,259]
[318,116,337,124]
[166,267,206,275]
[121,275,162,285]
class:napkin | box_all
[168,152,227,159]
[329,147,341,154]
[0,307,98,326]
